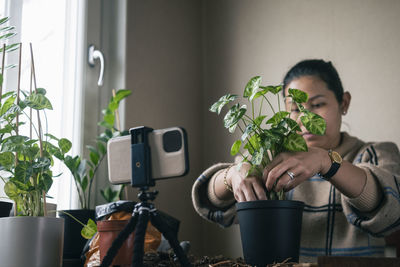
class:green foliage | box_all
[63,89,131,209]
[0,89,71,216]
[210,76,327,200]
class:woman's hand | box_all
[262,147,331,192]
[228,162,268,202]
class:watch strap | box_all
[320,162,341,181]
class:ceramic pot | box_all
[0,201,12,217]
[0,216,64,267]
[236,200,304,266]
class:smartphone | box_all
[107,127,189,185]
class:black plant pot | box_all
[58,209,96,259]
[0,201,12,217]
[236,200,304,266]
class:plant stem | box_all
[262,95,276,114]
[87,152,107,209]
[259,97,264,117]
[277,93,281,112]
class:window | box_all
[0,0,85,209]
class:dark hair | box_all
[282,59,344,103]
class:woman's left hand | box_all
[262,147,331,192]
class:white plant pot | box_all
[0,216,64,267]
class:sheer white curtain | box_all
[0,0,86,209]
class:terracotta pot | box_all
[98,220,134,266]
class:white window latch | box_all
[88,44,105,86]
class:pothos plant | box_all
[63,89,131,210]
[210,76,326,200]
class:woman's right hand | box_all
[229,163,267,202]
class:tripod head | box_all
[137,187,158,203]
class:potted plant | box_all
[210,76,326,265]
[0,40,72,266]
[59,89,131,259]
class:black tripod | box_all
[99,187,192,267]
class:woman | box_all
[192,59,400,262]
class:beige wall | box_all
[125,0,400,257]
[124,0,205,255]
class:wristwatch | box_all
[319,149,342,181]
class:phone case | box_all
[107,127,189,184]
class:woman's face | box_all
[284,75,349,150]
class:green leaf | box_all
[40,172,53,192]
[44,133,59,141]
[2,136,29,153]
[0,26,15,32]
[0,95,16,116]
[105,129,113,138]
[89,151,99,166]
[254,115,267,127]
[283,132,308,152]
[4,181,19,199]
[288,88,308,103]
[102,109,115,128]
[32,157,51,170]
[231,140,242,156]
[97,141,106,155]
[101,187,119,202]
[269,85,283,94]
[15,162,33,183]
[243,76,261,98]
[300,111,326,135]
[223,103,247,133]
[244,135,260,155]
[113,89,131,103]
[0,151,14,169]
[24,92,53,110]
[0,43,19,53]
[280,117,301,132]
[59,138,72,154]
[36,88,47,95]
[266,111,290,126]
[251,147,264,166]
[209,94,238,115]
[81,219,97,239]
[81,175,88,192]
[241,124,254,141]
[0,124,13,134]
[0,17,10,25]
[98,121,113,130]
[0,32,16,40]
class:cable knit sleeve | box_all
[341,141,400,237]
[191,163,237,227]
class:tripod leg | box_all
[100,214,138,267]
[150,212,192,267]
[132,209,149,267]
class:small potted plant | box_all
[0,40,72,266]
[210,76,326,265]
[59,89,131,259]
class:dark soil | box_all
[143,252,301,267]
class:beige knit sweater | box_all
[191,132,400,263]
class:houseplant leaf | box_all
[283,132,307,152]
[209,94,238,115]
[300,111,326,135]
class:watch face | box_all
[331,151,342,164]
